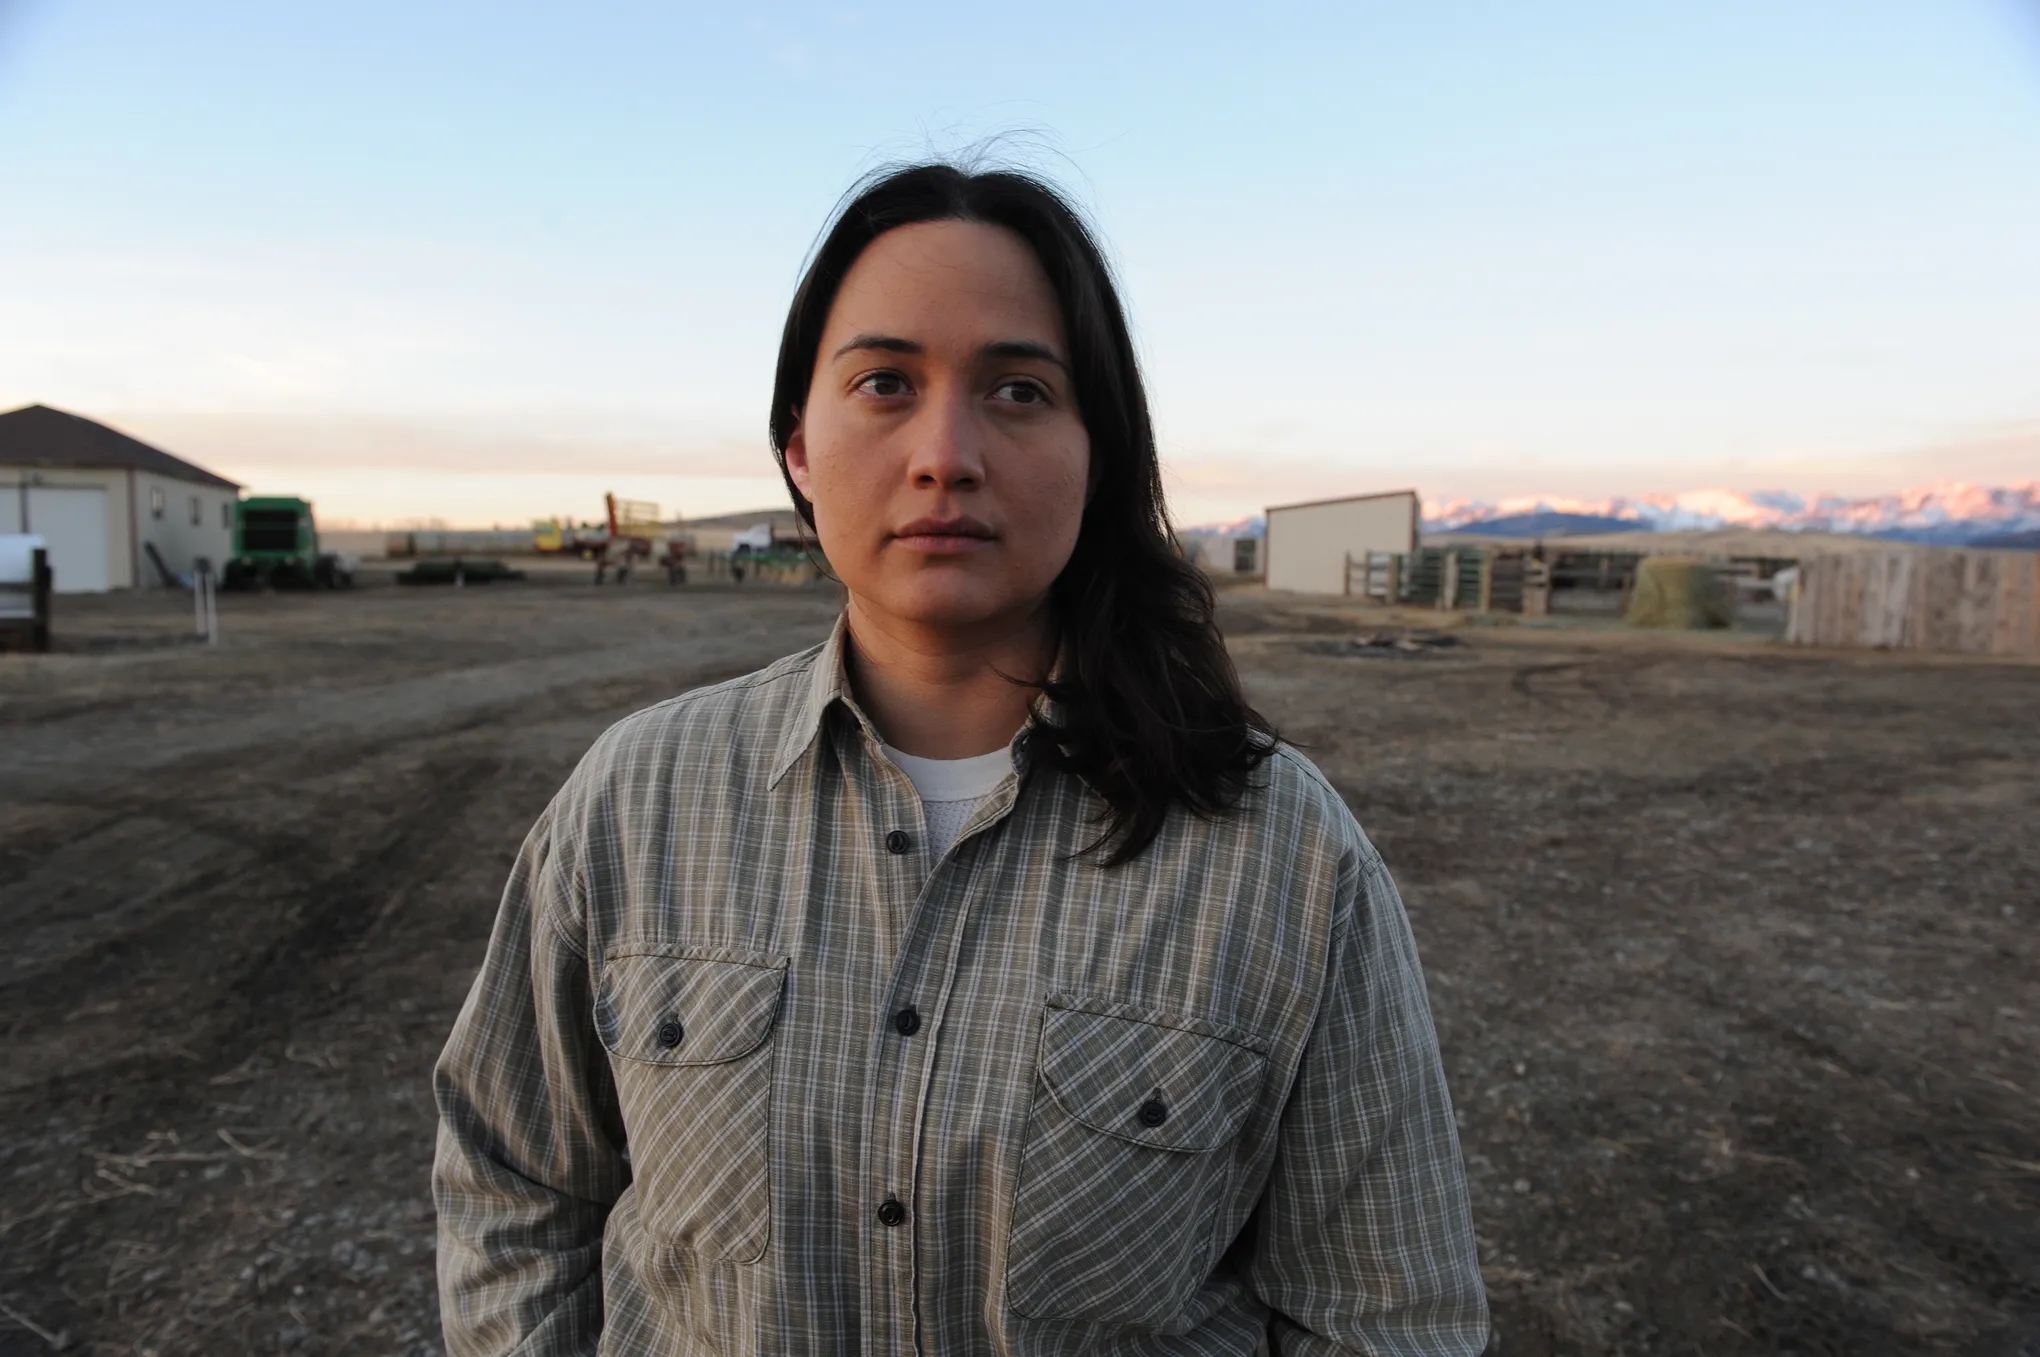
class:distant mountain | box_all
[1441,511,1641,538]
[1184,482,2040,545]
[1422,481,2040,545]
[1180,514,1265,538]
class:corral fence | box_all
[1786,548,2040,657]
[702,551,830,586]
[1347,546,1569,613]
[1347,545,1798,619]
[580,549,828,587]
[375,531,830,588]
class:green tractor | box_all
[223,496,355,589]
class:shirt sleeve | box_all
[1246,845,1490,1355]
[432,801,630,1357]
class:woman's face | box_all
[785,219,1091,637]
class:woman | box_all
[434,163,1488,1355]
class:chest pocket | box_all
[596,947,788,1264]
[1006,998,1266,1330]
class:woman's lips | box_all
[892,516,996,555]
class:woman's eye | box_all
[993,380,1048,406]
[857,372,910,398]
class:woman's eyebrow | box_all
[830,334,1068,372]
[982,339,1067,371]
[831,333,921,360]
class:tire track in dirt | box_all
[0,589,843,1355]
[1,622,822,794]
[0,643,794,976]
[1,656,778,1100]
[1507,654,1665,713]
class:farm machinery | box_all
[531,517,605,560]
[532,496,685,582]
[599,494,692,584]
[223,497,356,589]
[726,518,811,580]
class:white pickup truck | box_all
[732,523,776,554]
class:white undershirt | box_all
[880,743,1012,862]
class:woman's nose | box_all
[905,388,986,490]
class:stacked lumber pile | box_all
[1786,548,2039,657]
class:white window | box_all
[190,495,201,526]
[150,486,164,519]
[221,502,232,529]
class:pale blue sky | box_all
[3,1,2037,525]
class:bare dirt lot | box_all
[2,572,2034,1356]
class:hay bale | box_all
[1625,557,1731,629]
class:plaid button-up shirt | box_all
[433,618,1488,1355]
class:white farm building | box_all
[0,405,240,593]
[1264,490,1422,595]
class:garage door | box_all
[25,487,112,593]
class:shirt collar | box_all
[767,610,1064,788]
[769,612,860,789]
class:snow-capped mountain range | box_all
[1427,481,2040,542]
[1186,482,2040,545]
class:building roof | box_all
[1265,488,1421,515]
[0,404,240,490]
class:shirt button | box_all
[656,1017,685,1050]
[877,1198,908,1227]
[892,1005,921,1037]
[1137,1098,1169,1128]
[885,829,910,855]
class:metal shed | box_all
[0,405,240,593]
[1264,490,1421,595]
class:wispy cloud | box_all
[1158,417,2040,526]
[24,404,2038,532]
[117,410,775,482]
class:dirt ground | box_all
[1,569,2033,1356]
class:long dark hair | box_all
[769,162,1276,866]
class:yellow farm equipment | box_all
[595,494,689,584]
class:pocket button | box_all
[1137,1098,1169,1128]
[656,1016,685,1049]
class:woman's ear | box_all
[783,417,813,500]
